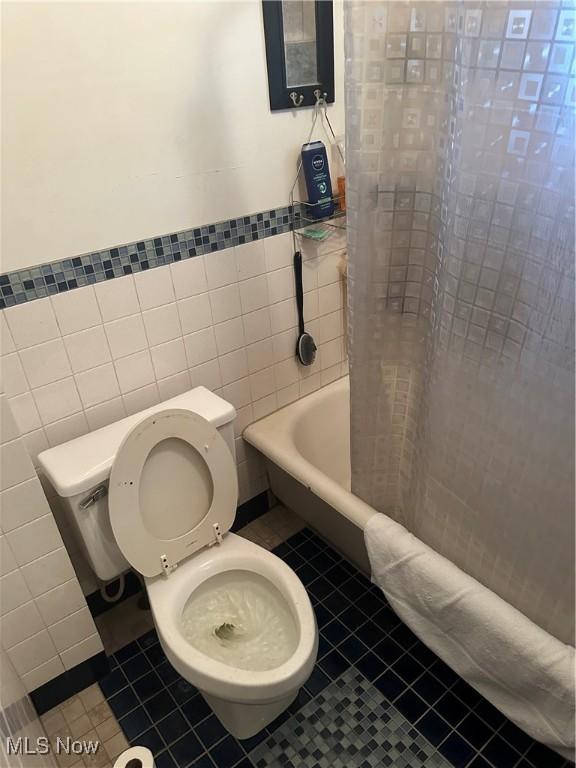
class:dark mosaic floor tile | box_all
[136,726,165,755]
[374,669,405,702]
[451,678,483,710]
[456,712,494,750]
[294,563,319,586]
[408,639,438,668]
[324,562,353,587]
[157,660,181,685]
[144,690,177,722]
[321,590,349,616]
[281,549,305,570]
[238,728,269,751]
[157,710,190,746]
[169,677,198,705]
[355,619,382,648]
[146,643,167,666]
[438,732,476,767]
[181,694,212,727]
[122,653,153,682]
[392,653,426,684]
[108,686,139,718]
[481,734,522,768]
[138,629,160,650]
[307,575,334,601]
[156,749,178,768]
[435,691,469,727]
[412,671,447,705]
[338,605,366,631]
[497,720,536,757]
[309,550,338,574]
[338,634,368,663]
[120,705,153,741]
[372,606,402,633]
[115,640,141,664]
[312,603,332,628]
[99,667,128,697]
[394,689,428,722]
[189,756,214,768]
[354,651,384,682]
[303,666,331,696]
[319,648,349,679]
[416,710,452,746]
[389,622,419,649]
[170,731,204,768]
[430,658,461,688]
[467,756,492,768]
[294,539,323,561]
[317,634,332,659]
[373,635,404,665]
[195,713,228,749]
[272,542,291,559]
[321,617,347,646]
[133,670,164,701]
[473,698,508,730]
[209,735,245,768]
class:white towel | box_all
[365,513,575,761]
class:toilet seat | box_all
[108,409,238,577]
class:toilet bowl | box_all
[38,388,318,739]
[146,533,317,737]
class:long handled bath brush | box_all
[294,251,317,366]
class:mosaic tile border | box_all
[0,205,305,309]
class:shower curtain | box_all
[345,0,575,753]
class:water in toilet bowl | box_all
[181,570,298,671]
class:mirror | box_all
[262,0,334,110]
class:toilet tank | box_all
[37,388,237,583]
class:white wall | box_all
[1,0,345,272]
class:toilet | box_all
[37,388,318,739]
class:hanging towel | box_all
[365,513,575,761]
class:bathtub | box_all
[243,376,376,574]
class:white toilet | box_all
[38,388,318,739]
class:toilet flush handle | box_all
[79,484,108,509]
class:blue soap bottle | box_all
[301,141,334,220]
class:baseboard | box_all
[30,652,110,715]
[85,491,271,619]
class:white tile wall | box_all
[1,232,347,508]
[0,396,103,693]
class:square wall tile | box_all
[33,377,83,424]
[209,285,242,324]
[20,547,76,597]
[22,656,65,693]
[240,276,269,315]
[123,384,160,416]
[219,349,248,386]
[7,393,42,435]
[157,370,192,401]
[35,578,87,626]
[114,351,155,394]
[8,628,58,676]
[74,365,120,409]
[0,570,31,615]
[177,294,213,335]
[85,397,126,431]
[150,339,187,380]
[243,308,272,345]
[51,286,102,335]
[214,318,245,356]
[95,276,140,322]
[44,412,89,448]
[205,249,237,290]
[6,515,63,566]
[134,267,175,311]
[190,360,222,391]
[0,600,45,649]
[4,298,60,349]
[49,607,97,653]
[235,241,266,280]
[0,439,35,490]
[142,304,182,347]
[170,256,208,300]
[19,339,72,388]
[64,327,111,374]
[1,395,21,442]
[183,328,218,368]
[264,232,293,272]
[0,477,51,532]
[105,314,148,360]
[60,633,104,671]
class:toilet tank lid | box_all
[37,387,236,498]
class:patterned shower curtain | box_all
[345,1,575,645]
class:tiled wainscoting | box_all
[0,395,103,695]
[45,515,571,768]
[0,227,347,594]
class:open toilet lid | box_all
[108,409,238,577]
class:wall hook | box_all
[290,91,304,107]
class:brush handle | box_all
[294,251,306,337]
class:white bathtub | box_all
[243,377,376,574]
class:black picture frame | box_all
[262,0,334,111]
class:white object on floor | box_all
[38,387,318,739]
[365,513,575,762]
[113,746,154,768]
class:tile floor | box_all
[47,512,572,768]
